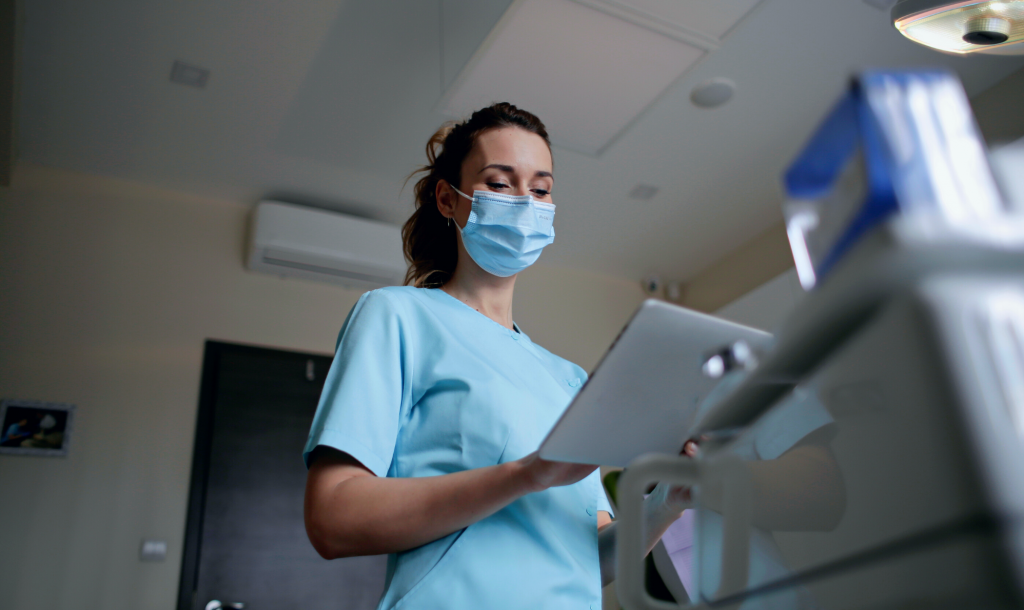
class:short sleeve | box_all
[303,290,410,475]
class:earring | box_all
[448,216,451,228]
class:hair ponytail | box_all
[402,102,550,287]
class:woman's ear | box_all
[435,179,455,220]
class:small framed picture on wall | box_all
[0,400,76,457]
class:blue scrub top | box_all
[304,286,613,610]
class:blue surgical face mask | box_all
[451,186,556,277]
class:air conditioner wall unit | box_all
[247,201,407,290]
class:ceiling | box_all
[16,0,1024,284]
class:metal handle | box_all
[617,454,752,610]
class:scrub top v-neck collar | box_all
[430,288,525,340]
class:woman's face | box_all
[439,126,553,228]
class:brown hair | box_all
[402,102,551,287]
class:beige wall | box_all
[0,0,15,186]
[0,163,644,610]
[714,268,804,332]
[681,221,794,313]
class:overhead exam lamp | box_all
[892,0,1024,54]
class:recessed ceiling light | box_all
[170,61,210,89]
[629,184,660,200]
[690,78,735,108]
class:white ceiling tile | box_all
[577,0,763,41]
[438,0,704,156]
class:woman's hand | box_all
[662,439,700,510]
[517,451,598,493]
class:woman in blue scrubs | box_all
[303,103,687,610]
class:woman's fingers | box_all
[666,485,693,509]
[683,440,700,458]
[547,461,597,487]
[661,440,700,510]
[520,452,597,491]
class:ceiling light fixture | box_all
[892,0,1024,54]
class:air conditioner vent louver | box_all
[247,201,407,290]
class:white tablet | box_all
[538,299,772,467]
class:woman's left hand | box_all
[662,439,700,511]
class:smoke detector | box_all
[690,78,736,108]
[892,0,1024,54]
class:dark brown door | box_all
[178,341,387,610]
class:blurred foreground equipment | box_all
[616,69,1024,610]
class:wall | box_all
[0,0,14,185]
[0,163,645,610]
[681,222,795,314]
[714,268,804,332]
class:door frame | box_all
[176,340,330,610]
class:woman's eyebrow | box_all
[478,163,553,179]
[478,163,515,174]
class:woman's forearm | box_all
[304,450,596,559]
[306,459,535,558]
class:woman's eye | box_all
[487,182,509,190]
[532,189,550,197]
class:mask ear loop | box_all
[448,182,467,230]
